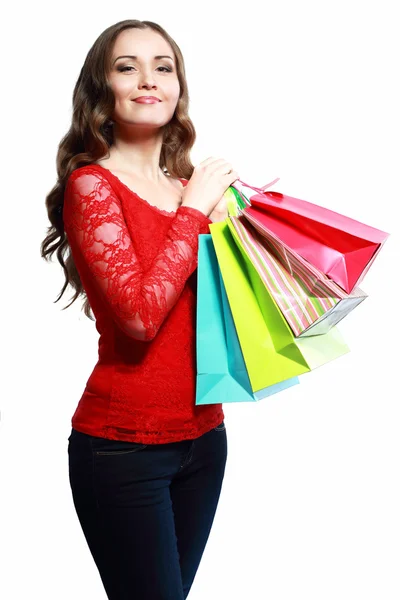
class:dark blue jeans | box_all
[67,421,227,599]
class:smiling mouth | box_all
[132,97,161,102]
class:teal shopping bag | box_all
[196,234,299,405]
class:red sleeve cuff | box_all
[176,205,212,230]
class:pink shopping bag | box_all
[232,178,389,293]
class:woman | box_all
[40,19,239,600]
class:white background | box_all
[1,1,399,598]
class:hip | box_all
[67,419,227,494]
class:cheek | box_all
[108,75,129,97]
[167,80,180,103]
[109,78,133,99]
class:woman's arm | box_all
[63,169,211,342]
[208,194,228,223]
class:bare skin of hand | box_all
[208,194,228,222]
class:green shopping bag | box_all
[209,221,350,391]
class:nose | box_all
[138,67,157,90]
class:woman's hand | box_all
[208,194,228,223]
[181,158,239,218]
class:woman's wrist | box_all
[208,208,228,223]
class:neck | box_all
[110,124,166,184]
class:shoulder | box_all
[67,164,104,182]
[66,164,114,193]
[64,165,119,213]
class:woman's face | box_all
[107,28,180,131]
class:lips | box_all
[133,96,161,104]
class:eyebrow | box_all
[113,55,174,65]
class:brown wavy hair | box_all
[40,19,197,321]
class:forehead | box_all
[111,28,173,58]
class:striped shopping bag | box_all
[227,215,366,337]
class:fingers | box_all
[199,157,235,175]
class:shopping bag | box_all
[232,178,389,293]
[196,234,299,404]
[209,221,350,391]
[227,215,367,337]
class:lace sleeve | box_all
[63,169,211,341]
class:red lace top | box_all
[63,164,224,444]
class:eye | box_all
[118,66,173,73]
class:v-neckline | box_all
[90,163,187,218]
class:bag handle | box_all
[224,177,281,216]
[232,177,280,196]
